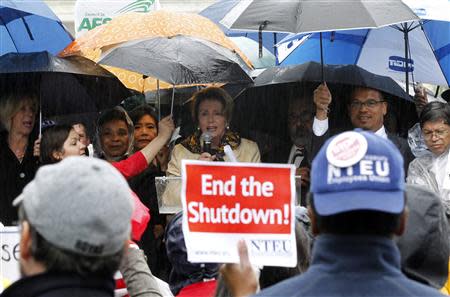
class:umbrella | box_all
[199,0,287,57]
[0,0,73,55]
[254,62,410,101]
[98,35,253,86]
[219,0,418,81]
[229,36,276,69]
[0,51,131,118]
[220,0,418,33]
[61,9,251,68]
[277,21,450,89]
[277,0,450,90]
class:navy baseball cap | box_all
[311,130,405,216]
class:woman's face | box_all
[198,99,227,145]
[100,119,130,158]
[59,129,86,159]
[422,119,450,156]
[10,98,36,136]
[134,114,157,150]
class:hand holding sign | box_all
[220,240,259,297]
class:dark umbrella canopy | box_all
[98,35,253,85]
[255,62,410,101]
[0,51,131,117]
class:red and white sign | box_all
[181,160,297,267]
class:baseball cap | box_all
[311,129,405,216]
[13,156,133,256]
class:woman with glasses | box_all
[407,101,450,212]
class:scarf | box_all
[180,130,241,161]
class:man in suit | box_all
[287,96,315,206]
[313,83,413,172]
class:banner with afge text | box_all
[181,160,297,267]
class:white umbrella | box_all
[219,0,419,81]
[220,0,418,34]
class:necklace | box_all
[10,145,26,162]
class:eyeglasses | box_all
[422,129,449,140]
[349,99,385,109]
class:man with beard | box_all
[287,96,315,206]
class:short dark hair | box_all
[308,193,402,236]
[349,87,385,103]
[97,107,131,133]
[419,101,450,128]
[192,87,233,124]
[40,125,73,165]
[18,206,123,277]
[129,104,158,129]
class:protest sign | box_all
[0,226,20,289]
[181,160,297,267]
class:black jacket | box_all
[1,272,115,297]
[0,131,39,225]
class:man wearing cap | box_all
[1,157,133,297]
[255,130,444,297]
[313,83,414,172]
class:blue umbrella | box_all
[0,0,73,55]
[277,1,450,89]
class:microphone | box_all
[200,132,213,154]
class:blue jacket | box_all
[255,234,445,297]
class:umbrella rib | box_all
[0,15,19,52]
[20,16,35,40]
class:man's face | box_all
[288,100,313,147]
[422,119,450,156]
[348,88,387,132]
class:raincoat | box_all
[407,151,450,213]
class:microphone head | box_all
[200,132,212,143]
[200,132,213,154]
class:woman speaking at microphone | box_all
[167,87,260,177]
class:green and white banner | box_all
[75,0,160,37]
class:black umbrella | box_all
[0,51,131,118]
[254,62,411,102]
[98,35,253,86]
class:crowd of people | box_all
[1,82,450,297]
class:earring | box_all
[197,127,200,131]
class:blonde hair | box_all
[0,93,38,132]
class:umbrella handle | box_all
[170,85,175,116]
[258,21,269,58]
[320,32,324,82]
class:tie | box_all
[292,148,305,168]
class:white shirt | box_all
[312,117,388,139]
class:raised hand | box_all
[313,83,332,120]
